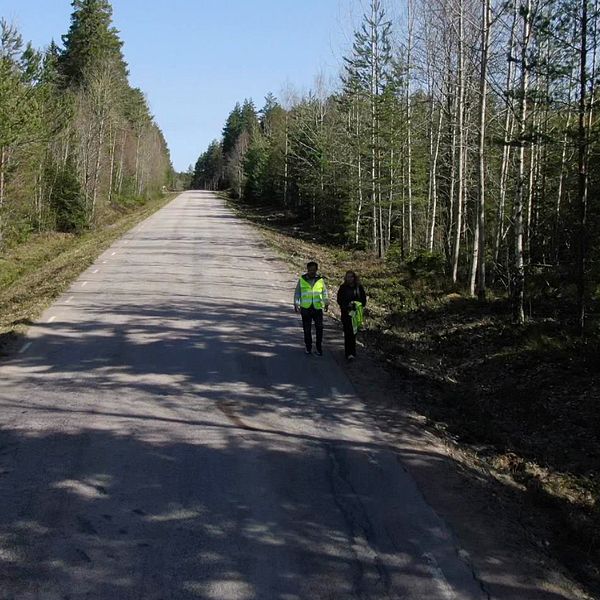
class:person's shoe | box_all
[305,348,312,355]
[347,354,355,361]
[315,349,323,356]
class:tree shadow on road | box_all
[0,298,589,599]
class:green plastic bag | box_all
[349,301,364,335]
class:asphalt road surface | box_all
[0,191,487,599]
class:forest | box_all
[192,0,600,332]
[0,0,172,247]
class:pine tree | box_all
[222,103,243,156]
[50,156,87,233]
[0,2,172,247]
[0,19,44,245]
[243,137,268,201]
[259,94,287,205]
[343,0,393,256]
[191,140,224,190]
[59,0,127,88]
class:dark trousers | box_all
[341,313,356,358]
[301,307,323,351]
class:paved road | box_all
[0,192,485,599]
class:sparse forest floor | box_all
[0,193,177,357]
[229,196,600,598]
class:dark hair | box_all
[345,270,360,286]
[307,261,318,269]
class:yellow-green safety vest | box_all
[350,301,364,334]
[299,277,326,310]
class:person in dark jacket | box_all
[336,270,366,360]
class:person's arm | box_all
[294,279,301,311]
[336,285,343,307]
[322,280,329,310]
[359,285,367,307]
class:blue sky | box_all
[1,0,354,171]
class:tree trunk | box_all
[495,0,519,265]
[513,0,532,325]
[378,157,384,255]
[526,98,539,259]
[284,114,289,207]
[117,132,126,195]
[355,101,364,245]
[576,1,590,332]
[83,117,95,213]
[475,0,491,301]
[406,0,414,254]
[428,105,443,253]
[134,126,142,195]
[447,87,458,263]
[0,146,6,247]
[108,122,117,205]
[371,17,378,257]
[555,88,574,264]
[91,112,107,219]
[388,112,396,249]
[452,0,465,284]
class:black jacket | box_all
[337,283,367,317]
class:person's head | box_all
[344,270,359,286]
[306,261,318,278]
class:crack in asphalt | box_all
[325,442,395,600]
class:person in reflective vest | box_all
[336,270,367,360]
[294,261,329,355]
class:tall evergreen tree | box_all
[222,103,243,156]
[59,0,127,88]
[343,0,393,256]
